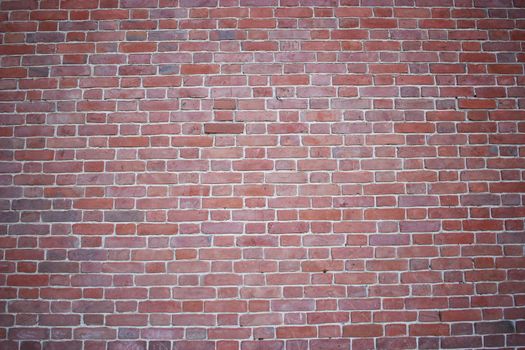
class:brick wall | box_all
[1,0,525,349]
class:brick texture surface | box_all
[1,0,525,349]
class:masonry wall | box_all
[1,0,525,349]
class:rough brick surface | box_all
[1,0,525,349]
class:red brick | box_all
[343,324,383,337]
[0,3,523,347]
[138,301,181,313]
[204,123,244,134]
[7,275,48,286]
[409,323,450,336]
[276,326,316,339]
[271,75,310,86]
[119,42,156,53]
[441,310,482,322]
[181,64,220,75]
